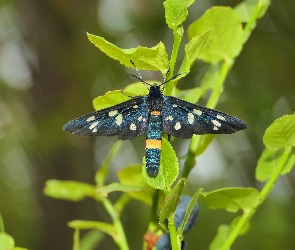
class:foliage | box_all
[39,0,295,250]
[0,214,28,250]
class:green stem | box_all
[143,190,161,250]
[259,147,291,203]
[150,189,160,224]
[217,3,272,247]
[100,197,129,250]
[114,193,131,216]
[166,27,183,96]
[243,0,270,43]
[182,60,233,178]
[181,147,196,179]
[0,214,4,232]
[168,215,179,250]
[220,147,291,250]
[73,229,80,250]
[182,0,270,182]
[206,61,233,109]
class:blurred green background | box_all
[0,0,294,249]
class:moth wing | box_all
[162,96,247,139]
[63,96,149,140]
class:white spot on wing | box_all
[86,116,95,122]
[174,122,181,130]
[109,110,118,117]
[166,115,173,121]
[116,114,123,126]
[217,114,226,121]
[89,121,99,129]
[92,128,97,133]
[212,119,221,127]
[138,115,142,121]
[130,123,136,131]
[188,113,194,124]
[213,126,218,131]
[133,105,138,108]
[193,109,202,115]
[173,104,177,108]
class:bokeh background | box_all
[0,0,294,249]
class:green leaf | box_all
[44,180,96,201]
[92,81,162,112]
[178,63,220,120]
[143,137,179,190]
[256,148,282,181]
[87,33,169,75]
[281,149,295,175]
[188,7,243,63]
[179,31,211,73]
[177,188,202,235]
[95,141,121,187]
[93,90,132,111]
[68,220,116,238]
[0,232,15,250]
[199,63,220,93]
[210,217,250,250]
[80,230,104,250]
[234,0,259,23]
[159,179,185,224]
[263,114,295,150]
[209,224,230,250]
[123,82,154,96]
[231,216,250,236]
[256,147,295,181]
[163,0,195,30]
[256,0,271,19]
[175,87,202,104]
[201,187,260,213]
[97,183,143,196]
[118,165,155,205]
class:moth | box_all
[63,62,247,177]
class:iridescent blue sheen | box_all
[146,115,162,140]
[145,114,162,177]
[145,148,161,177]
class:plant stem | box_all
[0,214,4,232]
[259,147,291,203]
[150,189,161,224]
[220,147,291,250]
[100,196,129,250]
[73,229,80,250]
[243,0,270,43]
[182,0,271,183]
[182,60,233,178]
[114,193,131,216]
[181,147,196,179]
[168,215,179,250]
[166,27,183,96]
[206,61,233,109]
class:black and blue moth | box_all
[63,66,247,177]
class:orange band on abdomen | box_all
[151,110,160,115]
[146,139,162,149]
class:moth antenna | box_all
[120,89,135,98]
[159,73,186,87]
[163,67,170,82]
[129,60,151,88]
